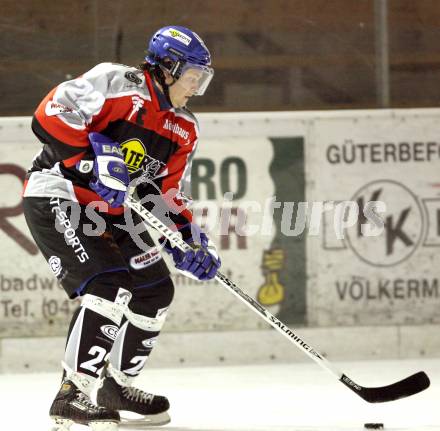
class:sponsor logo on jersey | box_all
[128,96,145,121]
[164,28,192,46]
[136,157,166,183]
[163,119,190,143]
[48,255,62,277]
[45,101,73,116]
[124,71,142,85]
[100,324,119,340]
[130,247,162,270]
[120,138,166,181]
[121,139,147,173]
[142,336,158,349]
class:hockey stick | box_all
[125,195,430,403]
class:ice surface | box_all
[0,358,438,431]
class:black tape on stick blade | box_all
[364,424,384,430]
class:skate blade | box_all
[51,418,74,431]
[119,411,171,427]
[88,421,119,431]
[50,417,118,431]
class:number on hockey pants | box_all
[124,356,148,376]
[80,346,108,373]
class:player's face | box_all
[168,68,203,108]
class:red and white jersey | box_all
[24,62,199,224]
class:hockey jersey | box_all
[24,62,198,225]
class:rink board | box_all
[1,325,439,373]
[0,110,440,341]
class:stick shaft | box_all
[215,270,342,377]
[126,196,342,379]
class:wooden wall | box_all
[2,0,440,115]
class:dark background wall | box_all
[2,0,440,115]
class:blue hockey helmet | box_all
[146,26,213,96]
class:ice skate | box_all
[50,380,120,431]
[97,365,170,427]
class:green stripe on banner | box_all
[265,137,306,325]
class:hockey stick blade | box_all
[341,371,430,403]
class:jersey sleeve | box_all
[31,63,127,167]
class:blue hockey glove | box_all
[88,132,129,208]
[161,224,221,281]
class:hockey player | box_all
[23,26,220,430]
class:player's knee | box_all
[84,271,134,301]
[129,276,175,316]
[81,270,134,326]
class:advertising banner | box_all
[3,110,439,338]
[307,114,440,326]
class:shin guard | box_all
[64,274,133,384]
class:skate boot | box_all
[97,364,170,427]
[50,379,120,431]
